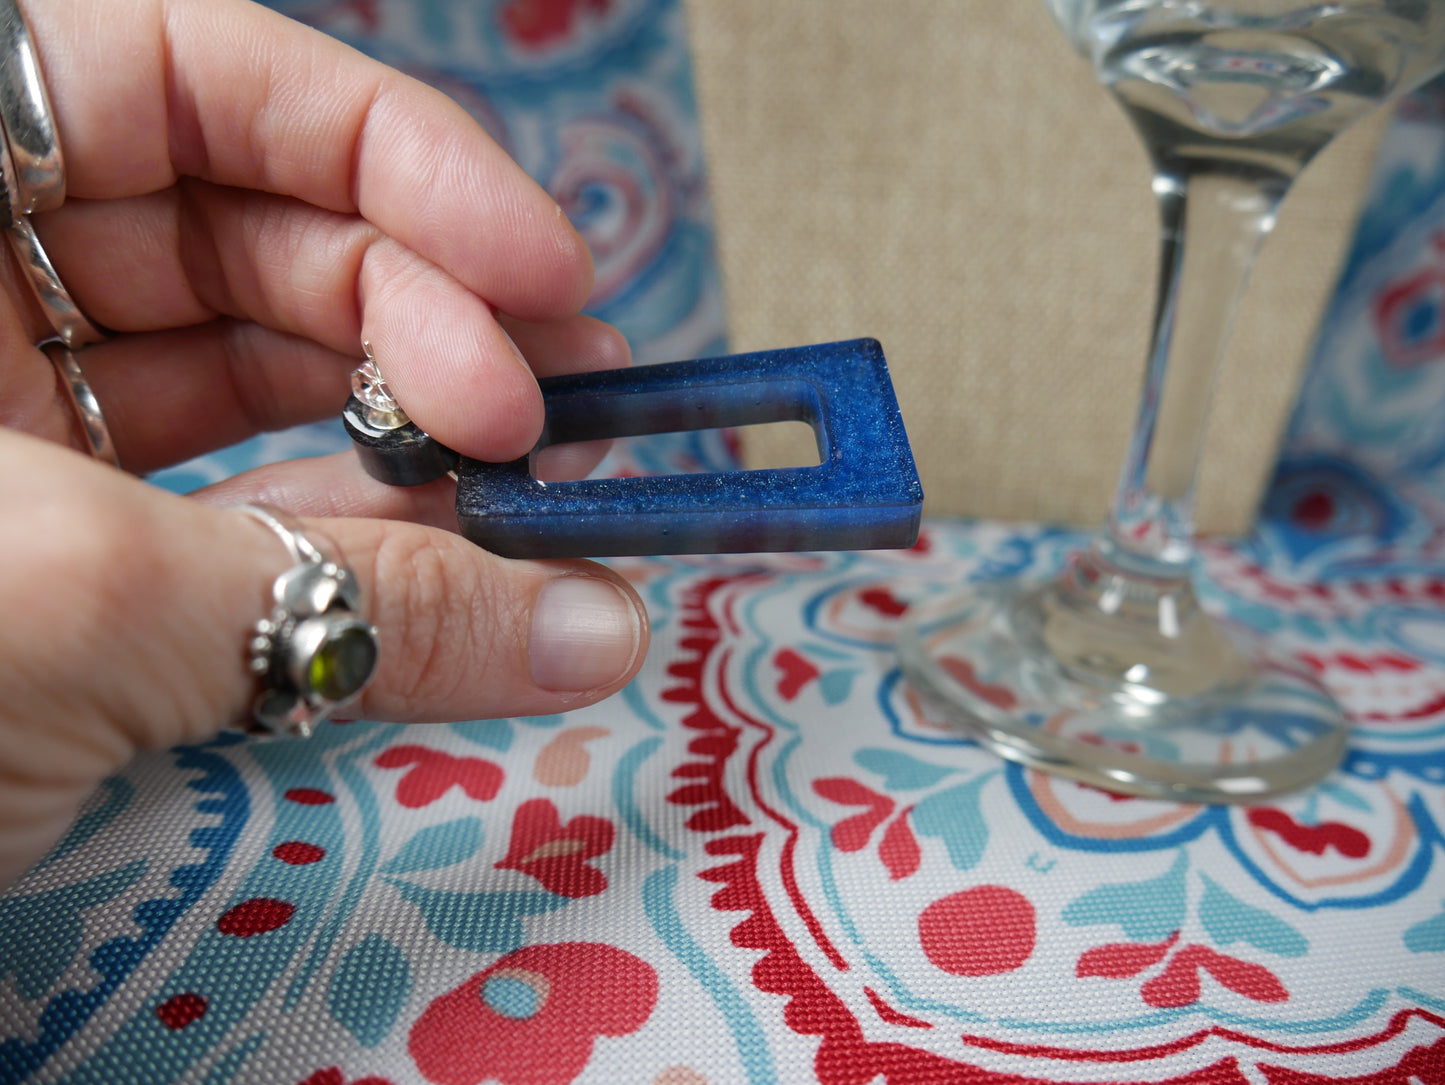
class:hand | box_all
[0,0,650,888]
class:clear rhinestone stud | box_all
[351,341,410,429]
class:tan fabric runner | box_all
[685,0,1385,533]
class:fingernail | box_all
[529,576,642,691]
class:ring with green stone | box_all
[234,504,379,739]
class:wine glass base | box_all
[897,579,1349,804]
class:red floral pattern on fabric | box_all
[665,568,1445,1083]
[813,778,894,852]
[814,777,922,880]
[774,648,820,700]
[1146,947,1290,1009]
[495,799,614,898]
[374,746,504,808]
[408,942,657,1085]
[878,807,922,881]
[1078,931,1181,978]
[1078,932,1288,1007]
[700,831,1358,1085]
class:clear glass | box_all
[899,0,1445,803]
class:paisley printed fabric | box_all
[1267,73,1445,540]
[3,526,1445,1084]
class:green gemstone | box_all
[308,624,378,702]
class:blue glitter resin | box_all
[456,339,923,558]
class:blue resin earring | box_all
[343,338,923,559]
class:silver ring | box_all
[8,214,105,348]
[345,339,460,483]
[42,340,118,466]
[234,504,379,739]
[0,93,18,223]
[0,0,62,214]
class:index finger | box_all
[24,0,593,322]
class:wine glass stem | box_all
[1098,166,1287,580]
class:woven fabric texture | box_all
[3,522,1445,1084]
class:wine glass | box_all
[898,0,1445,803]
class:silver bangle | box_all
[0,0,62,214]
[9,214,106,348]
[42,340,118,466]
[235,504,379,739]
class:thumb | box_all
[0,427,648,883]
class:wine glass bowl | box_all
[899,0,1445,803]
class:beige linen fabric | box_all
[684,0,1385,532]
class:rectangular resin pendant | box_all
[347,338,923,559]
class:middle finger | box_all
[16,184,627,460]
